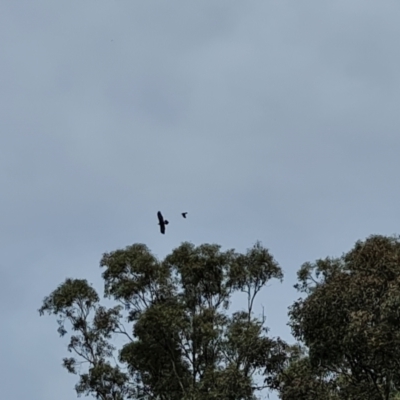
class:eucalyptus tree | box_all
[282,235,400,400]
[40,241,288,400]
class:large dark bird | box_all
[181,212,188,218]
[157,211,169,234]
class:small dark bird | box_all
[181,212,188,218]
[157,211,169,234]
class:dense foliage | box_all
[281,235,400,400]
[40,235,400,399]
[39,241,287,400]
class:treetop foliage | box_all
[40,234,400,399]
[39,241,286,400]
[284,234,400,400]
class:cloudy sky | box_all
[2,1,400,399]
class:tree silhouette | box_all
[280,235,400,400]
[39,241,288,400]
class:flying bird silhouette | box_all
[181,212,188,218]
[157,211,169,234]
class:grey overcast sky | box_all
[2,1,400,399]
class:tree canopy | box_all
[40,234,400,399]
[39,241,287,400]
[281,234,400,400]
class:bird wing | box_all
[157,211,163,223]
[160,223,165,234]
